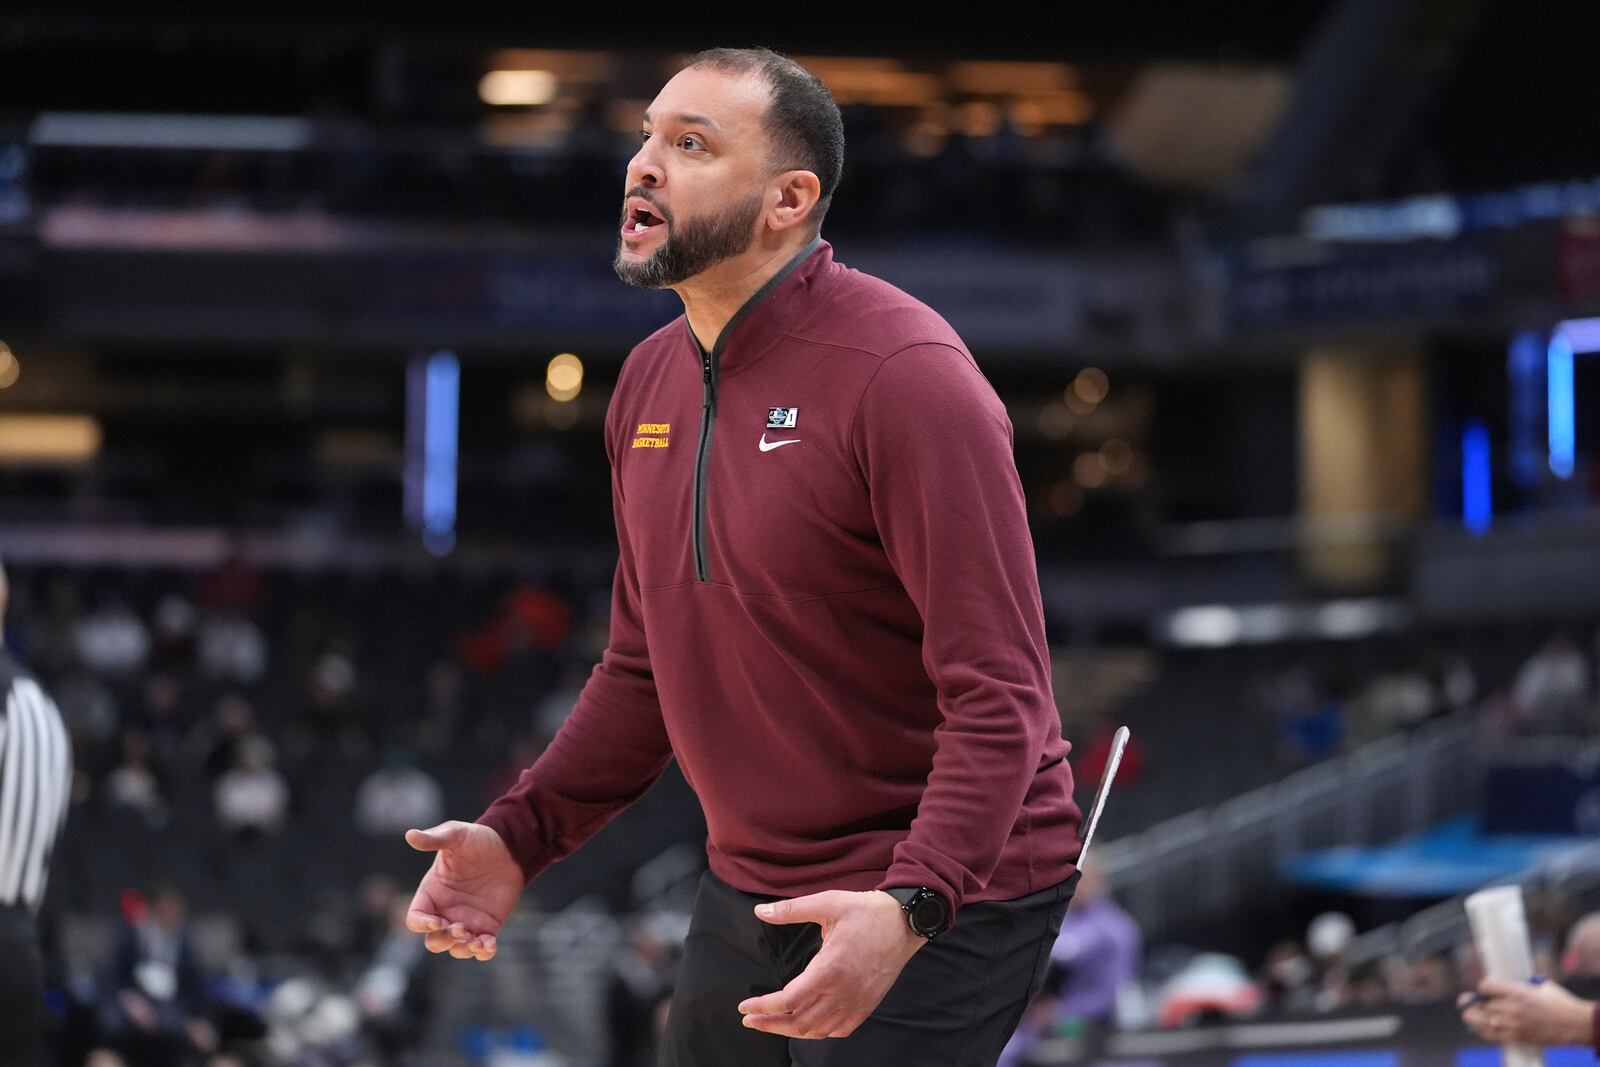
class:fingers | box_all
[405,821,466,853]
[741,1000,841,1039]
[420,924,498,961]
[406,910,445,934]
[739,967,821,1018]
[1478,976,1527,998]
[755,890,847,926]
[738,991,793,1017]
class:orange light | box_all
[1073,452,1107,489]
[957,101,1001,139]
[1072,368,1109,406]
[1100,438,1133,475]
[948,61,1077,95]
[0,415,101,463]
[546,353,583,402]
[1048,480,1083,517]
[1036,403,1074,440]
[480,70,559,107]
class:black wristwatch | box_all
[884,886,952,940]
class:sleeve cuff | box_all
[476,800,543,885]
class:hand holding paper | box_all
[1462,886,1547,1066]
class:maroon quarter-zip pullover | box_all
[480,239,1081,915]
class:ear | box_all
[768,169,823,234]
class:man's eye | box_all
[639,129,651,144]
[681,135,703,151]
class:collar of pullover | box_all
[684,236,832,375]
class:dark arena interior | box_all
[2,2,1600,1065]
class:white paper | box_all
[1464,885,1545,1067]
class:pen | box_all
[1460,975,1547,1008]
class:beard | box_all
[613,187,766,289]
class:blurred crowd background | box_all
[3,2,1600,1065]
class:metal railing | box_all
[1097,711,1484,934]
[1345,840,1600,968]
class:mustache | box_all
[622,187,672,226]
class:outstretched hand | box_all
[737,889,925,1040]
[404,821,525,962]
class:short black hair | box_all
[684,47,845,231]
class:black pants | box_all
[0,905,45,1067]
[660,870,1077,1067]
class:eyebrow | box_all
[641,111,721,132]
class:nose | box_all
[626,139,664,190]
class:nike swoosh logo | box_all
[759,434,801,452]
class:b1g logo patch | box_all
[766,407,799,429]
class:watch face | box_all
[910,893,948,935]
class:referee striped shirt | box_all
[0,651,72,912]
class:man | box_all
[0,560,75,1066]
[100,886,218,1067]
[405,47,1082,1065]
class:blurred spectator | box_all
[304,651,362,740]
[1076,710,1146,794]
[149,594,199,671]
[1561,911,1600,977]
[105,728,170,829]
[1421,646,1476,721]
[456,584,571,677]
[998,867,1141,1065]
[1402,953,1456,1003]
[1355,665,1433,738]
[213,735,290,838]
[1513,631,1591,734]
[413,657,466,753]
[1305,911,1356,1012]
[605,910,688,1067]
[350,874,402,962]
[76,593,151,677]
[1258,939,1318,1012]
[28,575,85,676]
[99,886,218,1067]
[1046,867,1143,1022]
[135,671,188,768]
[1155,953,1262,1028]
[354,749,444,837]
[484,735,544,804]
[196,611,268,686]
[352,897,435,1059]
[1344,960,1390,1009]
[1454,940,1486,993]
[56,667,122,769]
[259,975,363,1064]
[193,693,257,785]
[533,662,588,742]
[196,556,264,615]
[1276,676,1345,767]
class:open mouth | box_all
[623,203,667,239]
